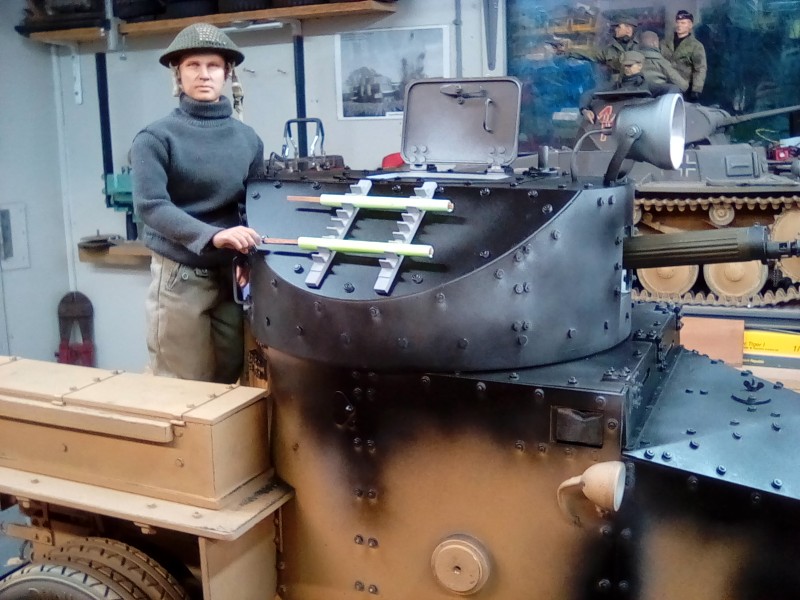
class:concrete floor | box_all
[0,506,26,580]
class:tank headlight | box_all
[556,460,626,527]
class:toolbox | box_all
[0,357,270,509]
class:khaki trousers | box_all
[146,253,243,383]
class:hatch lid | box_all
[401,77,521,168]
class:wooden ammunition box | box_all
[0,357,271,509]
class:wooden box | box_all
[0,357,270,509]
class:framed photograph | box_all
[335,25,450,120]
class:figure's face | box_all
[675,18,693,37]
[614,23,634,38]
[623,62,643,76]
[177,52,228,102]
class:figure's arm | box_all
[663,60,689,92]
[692,43,707,93]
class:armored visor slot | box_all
[553,407,605,448]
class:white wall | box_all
[5,0,497,371]
[0,1,69,361]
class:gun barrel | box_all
[622,227,800,270]
[719,104,800,127]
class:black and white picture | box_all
[335,26,449,120]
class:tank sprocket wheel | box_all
[772,208,800,282]
[703,261,768,299]
[45,537,189,600]
[0,563,127,600]
[636,265,699,296]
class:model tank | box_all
[543,98,800,306]
[241,78,800,600]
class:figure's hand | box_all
[581,108,596,124]
[212,226,261,254]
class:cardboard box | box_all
[0,357,270,509]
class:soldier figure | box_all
[662,10,707,101]
[556,15,640,82]
[639,30,689,92]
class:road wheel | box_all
[637,265,699,296]
[42,537,189,600]
[0,563,125,599]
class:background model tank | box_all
[545,98,800,306]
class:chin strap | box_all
[230,64,244,122]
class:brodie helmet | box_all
[159,23,244,67]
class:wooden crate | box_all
[0,357,270,509]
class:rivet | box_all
[732,431,742,440]
[517,335,528,346]
[595,396,606,408]
[354,488,364,498]
[689,440,699,449]
[476,382,486,392]
[368,585,378,595]
[772,478,783,489]
[494,269,505,279]
[270,278,278,288]
[730,420,740,426]
[514,250,524,262]
[369,306,380,317]
[353,437,363,448]
[515,440,526,451]
[436,292,446,303]
[662,451,672,461]
[597,197,605,206]
[597,579,611,591]
[368,538,379,548]
[687,475,698,491]
[344,282,355,293]
[397,337,409,349]
[567,376,578,385]
[644,449,654,459]
[607,419,618,431]
[457,338,469,349]
[567,328,577,339]
[354,581,365,591]
[367,489,378,500]
[175,458,184,467]
[772,422,782,431]
[366,440,376,452]
[534,388,545,399]
[354,535,364,544]
[716,465,727,475]
[251,191,260,199]
[293,264,304,273]
[551,230,561,240]
[771,412,781,418]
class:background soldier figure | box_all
[662,10,707,101]
[640,30,689,92]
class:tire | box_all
[43,537,189,600]
[0,563,124,600]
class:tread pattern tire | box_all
[0,563,124,599]
[42,537,189,600]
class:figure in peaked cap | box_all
[620,50,644,66]
[613,15,639,27]
[662,9,707,101]
[555,12,641,81]
[129,22,266,384]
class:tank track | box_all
[634,193,800,306]
[636,194,800,213]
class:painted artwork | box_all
[335,26,450,120]
[507,0,800,152]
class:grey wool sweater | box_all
[131,94,264,268]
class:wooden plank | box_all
[200,518,277,600]
[0,467,292,541]
[119,1,396,37]
[680,316,744,366]
[0,394,173,443]
[211,400,271,496]
[183,385,267,424]
[29,27,107,44]
[64,372,244,421]
[0,358,118,402]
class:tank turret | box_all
[684,102,800,145]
